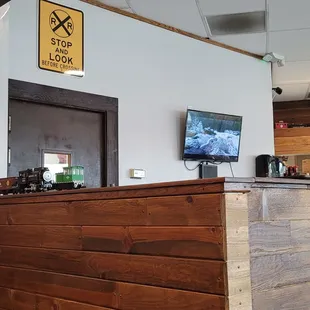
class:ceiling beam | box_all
[81,0,263,60]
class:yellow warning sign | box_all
[38,0,84,76]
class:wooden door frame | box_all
[8,79,119,187]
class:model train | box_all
[0,166,84,195]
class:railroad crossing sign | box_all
[38,0,84,76]
[50,9,74,38]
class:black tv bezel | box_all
[182,109,243,163]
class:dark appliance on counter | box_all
[256,155,286,178]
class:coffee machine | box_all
[256,155,286,178]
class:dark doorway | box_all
[9,101,102,188]
[8,80,118,187]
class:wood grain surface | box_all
[4,194,223,226]
[0,226,82,250]
[0,180,237,310]
[251,251,310,291]
[1,289,113,310]
[0,178,225,205]
[248,187,310,310]
[0,266,226,310]
[275,136,310,155]
[0,207,8,224]
[274,127,310,138]
[0,246,224,294]
[0,287,11,309]
[82,226,224,259]
[223,194,252,310]
[253,281,310,310]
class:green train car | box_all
[55,166,84,190]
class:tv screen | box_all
[183,109,242,162]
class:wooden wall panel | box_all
[1,290,114,310]
[223,194,252,310]
[0,207,8,224]
[0,179,224,205]
[0,287,11,309]
[0,226,82,250]
[0,179,243,310]
[82,226,224,259]
[275,136,310,155]
[248,186,310,310]
[0,246,224,294]
[273,100,310,124]
[252,282,310,310]
[0,266,117,307]
[116,282,226,310]
[0,266,226,310]
[251,251,310,291]
[146,194,223,226]
[8,199,148,226]
[4,194,222,226]
[274,127,310,155]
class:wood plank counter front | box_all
[0,179,251,310]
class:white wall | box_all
[8,0,274,185]
[0,3,9,178]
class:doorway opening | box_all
[8,79,119,187]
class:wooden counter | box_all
[0,177,308,309]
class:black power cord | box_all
[183,160,202,171]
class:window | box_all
[43,152,71,181]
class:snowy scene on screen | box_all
[184,110,242,160]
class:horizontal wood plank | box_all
[249,221,292,257]
[275,135,310,155]
[0,207,8,225]
[0,287,11,309]
[0,266,117,307]
[147,194,223,226]
[0,180,224,205]
[0,226,82,250]
[117,281,225,310]
[0,266,225,310]
[6,194,223,226]
[9,290,113,310]
[262,189,310,220]
[8,199,147,225]
[249,220,310,257]
[0,246,224,294]
[274,127,310,138]
[82,226,224,259]
[251,251,310,291]
[252,281,310,310]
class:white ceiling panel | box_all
[128,0,208,36]
[273,84,309,102]
[212,32,267,55]
[269,29,310,62]
[198,0,266,16]
[269,0,310,31]
[273,62,310,84]
[97,0,129,8]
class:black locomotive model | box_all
[0,166,85,195]
[18,167,53,193]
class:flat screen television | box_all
[183,109,242,162]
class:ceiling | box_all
[87,0,310,102]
